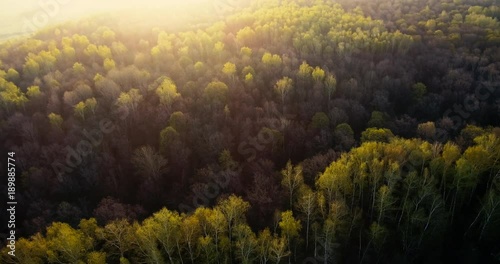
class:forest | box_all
[0,0,499,263]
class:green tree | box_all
[23,58,40,79]
[134,221,165,264]
[310,112,330,130]
[274,77,293,113]
[281,161,304,208]
[216,195,250,260]
[204,81,229,109]
[1,234,47,263]
[367,111,386,128]
[181,214,201,264]
[159,126,180,155]
[297,61,313,82]
[240,47,252,57]
[278,211,301,263]
[324,74,337,103]
[151,208,182,264]
[5,68,19,82]
[234,224,258,264]
[256,228,272,264]
[26,85,41,98]
[361,128,394,143]
[85,97,97,115]
[74,101,87,120]
[262,52,282,69]
[0,80,28,110]
[98,219,134,260]
[322,200,348,263]
[412,82,427,101]
[156,78,180,110]
[312,66,325,83]
[116,88,143,113]
[376,185,396,223]
[269,235,289,264]
[73,62,86,75]
[45,222,93,263]
[48,113,63,129]
[222,62,236,80]
[296,187,316,249]
[103,58,116,72]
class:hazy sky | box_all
[0,0,212,40]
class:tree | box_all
[103,58,116,72]
[216,195,250,260]
[441,142,461,197]
[98,219,134,260]
[417,121,436,140]
[0,80,28,110]
[298,61,313,82]
[85,97,97,115]
[48,113,63,129]
[131,146,167,181]
[150,208,182,264]
[169,111,188,133]
[241,66,255,79]
[45,222,93,263]
[204,81,229,109]
[274,77,293,113]
[87,252,106,264]
[240,47,252,57]
[376,185,396,223]
[213,41,225,60]
[181,214,201,264]
[361,128,394,143]
[222,62,236,81]
[316,157,352,203]
[278,211,301,263]
[244,73,253,85]
[116,88,143,113]
[73,62,86,75]
[322,200,348,264]
[1,234,47,264]
[310,112,330,130]
[312,66,325,83]
[367,111,386,128]
[134,221,165,263]
[207,208,228,262]
[74,101,87,120]
[270,235,289,264]
[23,58,40,79]
[256,228,272,264]
[412,82,427,101]
[234,224,258,264]
[5,68,19,82]
[26,85,41,98]
[296,188,316,249]
[262,52,282,70]
[334,123,355,151]
[478,189,500,240]
[236,27,256,46]
[159,126,180,155]
[156,78,180,110]
[281,161,304,208]
[324,74,337,103]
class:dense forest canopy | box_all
[1,0,499,263]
